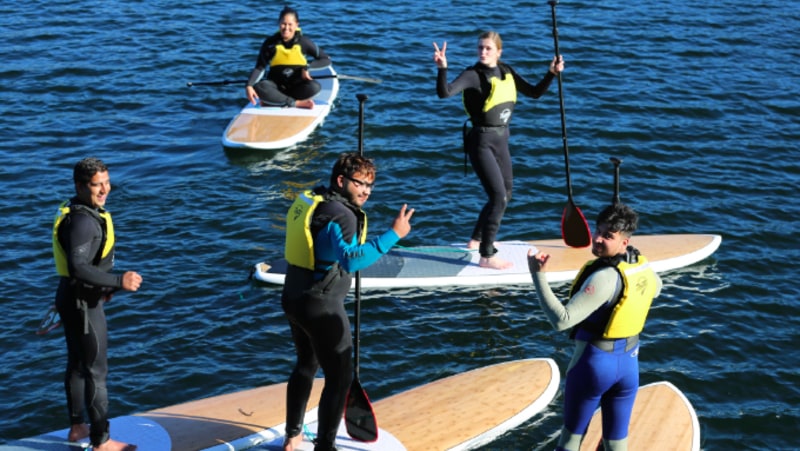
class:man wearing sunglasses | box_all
[280,152,414,451]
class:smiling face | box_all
[338,171,374,208]
[591,222,630,259]
[76,170,111,209]
[477,36,502,67]
[279,12,299,42]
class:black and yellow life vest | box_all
[463,63,517,127]
[570,252,659,339]
[270,30,308,68]
[52,200,115,277]
[284,189,368,271]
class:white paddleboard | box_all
[2,358,558,451]
[221,65,339,150]
[253,234,722,289]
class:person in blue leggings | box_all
[527,203,662,451]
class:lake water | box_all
[1,0,799,449]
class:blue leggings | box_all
[559,340,639,450]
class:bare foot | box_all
[94,438,136,451]
[479,256,513,270]
[295,99,315,109]
[67,423,90,442]
[283,433,303,451]
[466,239,480,250]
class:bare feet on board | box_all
[295,99,315,109]
[67,423,90,442]
[94,438,137,451]
[479,255,513,270]
[283,433,303,451]
[466,239,480,250]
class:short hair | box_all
[478,31,503,51]
[279,5,299,22]
[596,203,639,237]
[329,152,376,188]
[73,158,108,186]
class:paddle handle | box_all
[611,157,622,205]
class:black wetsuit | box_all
[281,189,400,451]
[437,63,555,258]
[54,198,123,447]
[247,31,331,106]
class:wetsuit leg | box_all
[558,342,638,451]
[282,292,353,451]
[253,79,321,107]
[56,280,110,447]
[285,80,321,101]
[253,79,295,107]
[467,127,513,258]
[284,321,320,439]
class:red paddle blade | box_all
[345,380,378,442]
[562,202,592,248]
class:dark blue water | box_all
[2,0,799,449]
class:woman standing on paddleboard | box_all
[246,6,330,109]
[433,31,563,269]
[528,203,662,451]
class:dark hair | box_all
[73,157,108,185]
[596,203,639,237]
[329,152,376,188]
[279,5,299,22]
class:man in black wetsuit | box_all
[53,157,142,451]
[280,153,414,451]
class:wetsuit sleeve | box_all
[436,68,481,98]
[247,37,276,86]
[301,36,331,67]
[532,267,621,331]
[509,66,555,99]
[65,214,123,289]
[320,222,400,273]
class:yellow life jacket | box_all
[270,34,308,67]
[285,190,368,270]
[571,255,659,339]
[463,64,517,126]
[52,201,115,277]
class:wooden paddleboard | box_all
[253,234,722,289]
[579,381,701,451]
[2,358,559,451]
[221,65,339,150]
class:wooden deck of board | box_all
[225,114,317,144]
[580,381,698,450]
[138,380,324,451]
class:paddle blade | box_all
[345,380,378,442]
[562,202,592,248]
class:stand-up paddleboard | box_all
[253,234,722,289]
[579,381,701,451]
[2,358,558,451]
[221,65,339,150]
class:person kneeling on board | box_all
[280,152,414,451]
[527,203,662,451]
[245,6,331,109]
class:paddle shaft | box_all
[186,73,380,87]
[548,0,576,201]
[611,157,622,205]
[354,93,368,376]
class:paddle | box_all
[344,93,379,443]
[185,73,381,87]
[611,157,622,205]
[548,0,592,248]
